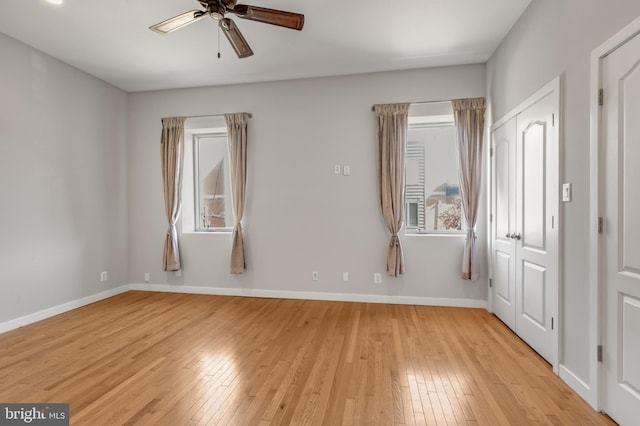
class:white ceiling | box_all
[0,0,530,92]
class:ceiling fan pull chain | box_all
[217,25,221,59]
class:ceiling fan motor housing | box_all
[208,6,225,20]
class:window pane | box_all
[195,134,232,230]
[406,120,463,233]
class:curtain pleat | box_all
[452,98,486,281]
[225,113,250,274]
[160,117,186,271]
[374,103,410,276]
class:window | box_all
[182,117,232,232]
[405,105,463,234]
[194,132,233,230]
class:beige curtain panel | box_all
[374,103,410,276]
[452,98,486,281]
[225,112,250,274]
[160,116,186,271]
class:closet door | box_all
[491,118,517,331]
[514,92,558,366]
[490,79,559,369]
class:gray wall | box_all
[487,0,640,399]
[128,65,488,304]
[0,33,129,323]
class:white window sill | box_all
[182,229,233,235]
[405,231,466,237]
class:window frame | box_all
[192,131,231,233]
[182,116,232,234]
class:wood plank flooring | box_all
[0,291,615,425]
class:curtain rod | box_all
[162,113,253,120]
[371,100,450,111]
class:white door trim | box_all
[589,14,640,411]
[489,76,561,374]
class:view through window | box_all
[406,108,463,234]
[194,133,232,231]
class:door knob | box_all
[506,233,511,238]
[514,233,521,240]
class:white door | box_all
[491,118,517,331]
[601,31,640,425]
[514,93,558,366]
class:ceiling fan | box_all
[149,0,305,58]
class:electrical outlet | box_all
[343,272,349,282]
[374,273,382,284]
[334,165,341,175]
[144,273,150,283]
[100,271,107,282]
[312,271,319,281]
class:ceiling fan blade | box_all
[220,18,254,58]
[232,5,304,31]
[149,10,207,34]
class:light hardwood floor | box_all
[0,291,615,425]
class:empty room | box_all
[1,0,639,424]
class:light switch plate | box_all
[562,183,572,202]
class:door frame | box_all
[489,76,561,374]
[589,14,640,411]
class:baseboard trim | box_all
[0,285,130,334]
[0,283,487,335]
[129,283,487,309]
[559,364,595,408]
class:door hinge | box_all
[551,317,554,330]
[490,147,494,157]
[490,213,493,222]
[551,215,555,229]
[489,278,493,288]
[552,113,555,127]
[597,345,603,362]
[599,89,604,106]
[598,217,604,234]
